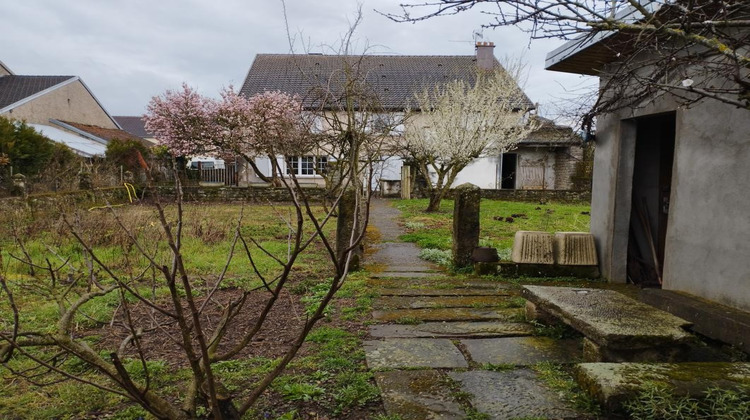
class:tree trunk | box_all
[425,191,443,212]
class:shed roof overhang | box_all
[544,0,667,75]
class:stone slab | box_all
[364,338,469,369]
[374,370,465,420]
[499,262,600,278]
[367,243,437,271]
[554,232,598,266]
[377,288,509,297]
[369,278,513,290]
[372,307,523,323]
[449,370,580,419]
[375,295,507,309]
[372,272,443,278]
[462,337,582,365]
[369,322,534,339]
[511,231,554,264]
[522,286,694,349]
[576,362,750,411]
[641,288,750,354]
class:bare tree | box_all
[403,66,538,212]
[0,137,372,418]
[385,1,750,130]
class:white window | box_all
[286,156,327,176]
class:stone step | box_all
[374,370,465,419]
[364,338,468,369]
[376,288,512,297]
[449,370,580,419]
[372,307,523,323]
[576,362,750,411]
[369,322,534,339]
[462,337,582,366]
[522,286,694,359]
[375,295,518,310]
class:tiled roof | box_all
[521,117,581,145]
[57,120,152,147]
[240,54,533,110]
[0,75,76,110]
[113,116,153,138]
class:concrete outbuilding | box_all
[545,6,750,316]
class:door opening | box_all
[500,153,517,189]
[627,112,676,287]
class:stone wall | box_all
[554,146,584,190]
[464,188,590,203]
[0,186,327,212]
[154,186,327,203]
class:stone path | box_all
[363,199,583,420]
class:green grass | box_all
[395,198,590,261]
[623,382,750,420]
[532,362,601,415]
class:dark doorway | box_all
[500,153,517,189]
[627,112,676,287]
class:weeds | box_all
[623,383,750,420]
[532,362,601,415]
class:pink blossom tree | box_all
[143,83,216,158]
[212,88,309,185]
[146,85,308,186]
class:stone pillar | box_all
[400,165,411,199]
[11,173,27,197]
[452,183,481,268]
[336,188,362,270]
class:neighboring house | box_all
[0,61,131,157]
[113,116,158,145]
[451,117,582,190]
[239,43,583,190]
[545,10,750,313]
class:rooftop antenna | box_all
[473,29,484,43]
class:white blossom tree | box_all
[405,67,538,212]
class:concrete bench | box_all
[522,285,695,362]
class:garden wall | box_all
[447,189,590,203]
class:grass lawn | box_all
[0,201,384,419]
[395,198,591,261]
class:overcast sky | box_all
[1,0,594,122]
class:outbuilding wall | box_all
[591,92,750,311]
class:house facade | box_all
[239,44,584,190]
[0,61,132,157]
[546,13,750,312]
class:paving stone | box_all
[522,285,694,349]
[372,307,523,323]
[462,337,582,365]
[375,295,508,309]
[369,278,513,290]
[367,243,437,271]
[364,338,468,369]
[372,271,443,278]
[448,370,580,419]
[370,322,534,338]
[377,288,510,297]
[375,370,465,419]
[576,362,750,411]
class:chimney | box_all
[475,41,496,70]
